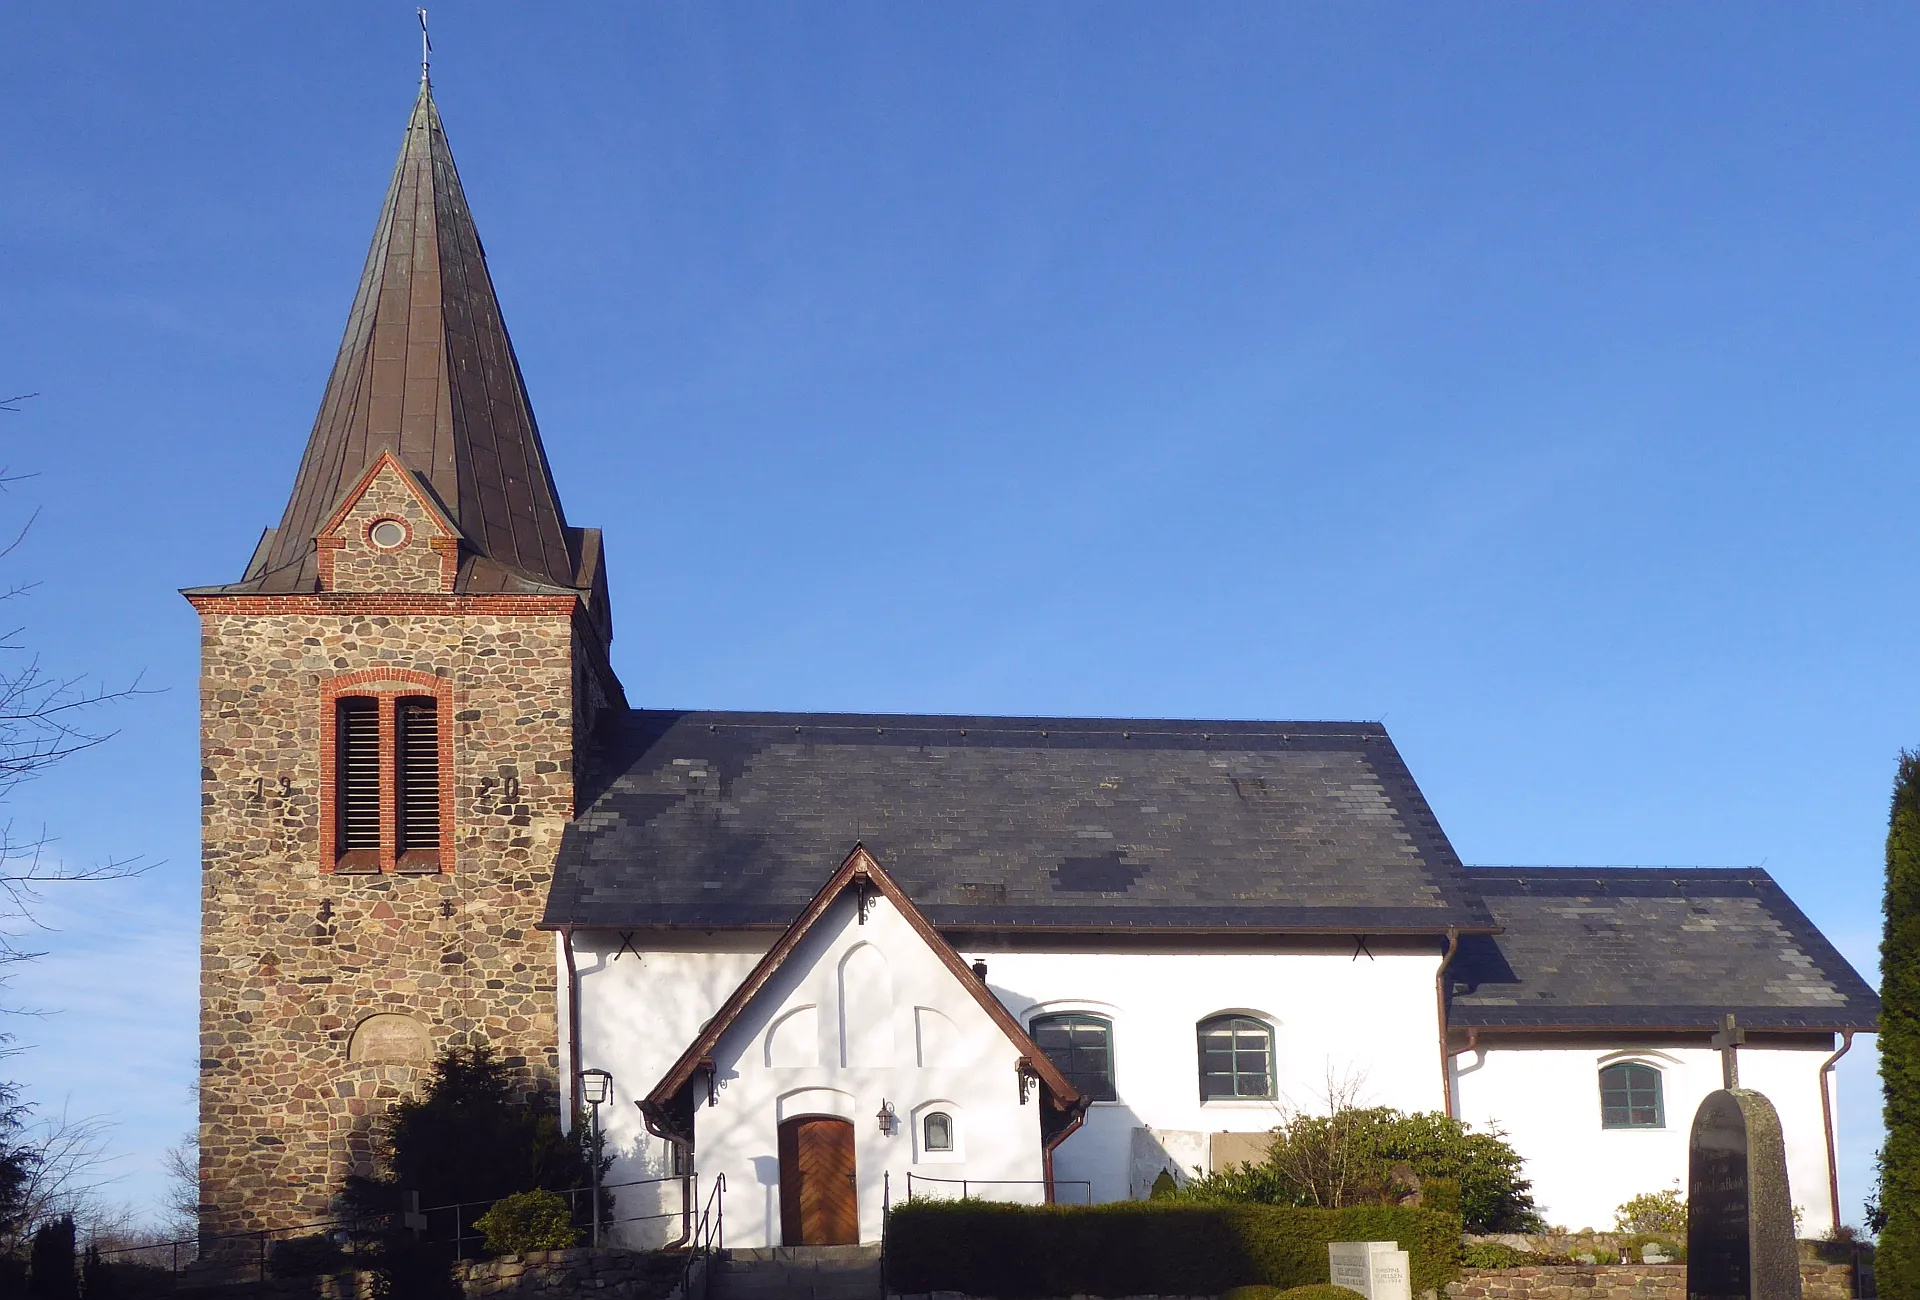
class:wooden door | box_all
[778,1116,858,1245]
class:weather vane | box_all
[417,8,432,84]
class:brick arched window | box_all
[320,672,454,873]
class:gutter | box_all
[1819,1030,1855,1236]
[1435,928,1460,1116]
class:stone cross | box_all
[1710,1012,1746,1089]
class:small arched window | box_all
[1197,1015,1275,1100]
[1030,1013,1117,1101]
[923,1111,954,1152]
[1598,1062,1664,1129]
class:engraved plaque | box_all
[348,1013,431,1063]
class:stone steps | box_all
[712,1245,883,1300]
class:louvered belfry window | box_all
[328,686,449,871]
[396,697,441,854]
[336,697,382,854]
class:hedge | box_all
[884,1200,1462,1299]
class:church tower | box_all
[185,78,623,1235]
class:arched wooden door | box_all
[777,1115,858,1245]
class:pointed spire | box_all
[237,80,586,597]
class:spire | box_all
[233,80,586,598]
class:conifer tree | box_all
[1881,751,1920,1292]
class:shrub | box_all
[1223,1287,1357,1300]
[884,1198,1460,1299]
[1460,1243,1534,1269]
[1614,1186,1685,1236]
[473,1190,578,1255]
[268,1233,347,1278]
[1173,1107,1542,1233]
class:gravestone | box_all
[1686,1089,1801,1300]
[1329,1241,1411,1300]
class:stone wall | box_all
[1446,1261,1853,1300]
[192,594,617,1236]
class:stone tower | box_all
[185,78,623,1236]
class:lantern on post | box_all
[579,1069,613,1246]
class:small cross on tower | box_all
[1710,1011,1746,1089]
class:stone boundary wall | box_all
[180,1247,699,1300]
[1445,1261,1853,1300]
[886,1261,1857,1300]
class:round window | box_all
[368,519,408,550]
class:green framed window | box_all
[1030,1013,1116,1102]
[1599,1062,1664,1129]
[1198,1015,1275,1100]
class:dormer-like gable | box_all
[315,451,460,593]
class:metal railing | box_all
[93,1210,387,1284]
[682,1172,724,1300]
[423,1174,692,1260]
[902,1173,1093,1205]
[92,1173,701,1283]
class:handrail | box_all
[903,1172,1094,1205]
[681,1171,725,1300]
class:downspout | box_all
[1819,1030,1855,1236]
[562,926,582,1120]
[1435,928,1461,1117]
[1041,1100,1090,1205]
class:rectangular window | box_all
[336,697,381,858]
[396,697,441,856]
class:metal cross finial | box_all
[417,9,432,84]
[1710,1012,1746,1089]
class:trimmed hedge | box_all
[884,1199,1461,1299]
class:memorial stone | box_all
[1329,1241,1412,1300]
[1686,1089,1801,1300]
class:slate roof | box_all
[1449,868,1879,1032]
[196,79,596,602]
[543,710,1494,933]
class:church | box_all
[185,77,1879,1252]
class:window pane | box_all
[1031,1014,1115,1102]
[1599,1063,1663,1129]
[924,1112,953,1151]
[1197,1016,1274,1100]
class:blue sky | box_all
[0,4,1905,1226]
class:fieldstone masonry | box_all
[192,596,617,1235]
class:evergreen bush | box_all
[473,1190,578,1255]
[883,1199,1460,1299]
[27,1216,76,1300]
[1884,751,1920,1299]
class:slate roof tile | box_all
[1450,867,1878,1031]
[543,710,1493,933]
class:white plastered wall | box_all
[568,895,1046,1248]
[1452,1042,1836,1233]
[978,948,1448,1204]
